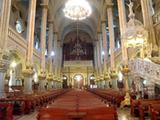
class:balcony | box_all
[8,27,40,59]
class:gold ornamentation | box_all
[100,75,104,81]
[46,73,53,81]
[120,92,131,107]
[121,65,130,75]
[0,52,10,72]
[110,70,117,79]
[22,64,34,77]
[104,72,110,80]
[38,70,46,80]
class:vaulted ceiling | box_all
[49,0,104,42]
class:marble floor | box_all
[15,108,140,120]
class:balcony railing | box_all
[8,27,27,48]
[8,27,40,58]
[129,58,160,83]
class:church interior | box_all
[0,0,160,120]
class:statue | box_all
[127,0,135,19]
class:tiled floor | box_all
[15,108,140,120]
[15,111,37,120]
[117,108,139,120]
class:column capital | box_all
[38,70,46,80]
[57,39,61,42]
[40,3,49,9]
[101,20,106,23]
[22,62,34,77]
[97,31,102,34]
[105,0,113,8]
[106,3,113,8]
[54,31,58,34]
[48,20,54,24]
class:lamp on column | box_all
[120,0,148,107]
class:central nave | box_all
[16,89,138,120]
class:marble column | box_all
[140,0,157,49]
[107,4,115,71]
[56,41,60,77]
[0,0,11,97]
[0,61,9,98]
[39,0,49,91]
[22,0,37,94]
[53,32,58,75]
[0,0,11,52]
[57,44,62,77]
[47,20,54,90]
[97,33,103,75]
[107,1,117,89]
[48,20,54,74]
[117,0,128,63]
[101,20,108,73]
[93,43,98,75]
[96,40,100,75]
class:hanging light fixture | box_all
[70,22,86,60]
[63,0,91,60]
[63,0,92,20]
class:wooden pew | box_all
[37,107,117,120]
[0,89,68,115]
[130,98,140,116]
[139,100,160,120]
[149,104,160,120]
[0,98,25,115]
[0,103,13,120]
[88,88,124,107]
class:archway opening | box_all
[73,74,84,89]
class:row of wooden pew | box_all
[88,88,125,107]
[0,89,68,120]
[37,89,118,120]
[131,98,160,120]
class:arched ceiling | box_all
[50,0,103,43]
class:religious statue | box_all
[127,0,135,18]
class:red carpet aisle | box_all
[48,89,108,110]
[16,89,139,120]
[37,89,117,120]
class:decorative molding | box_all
[129,58,160,84]
[64,60,93,67]
[8,27,40,59]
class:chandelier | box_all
[63,0,92,20]
[70,22,86,60]
[123,0,148,48]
